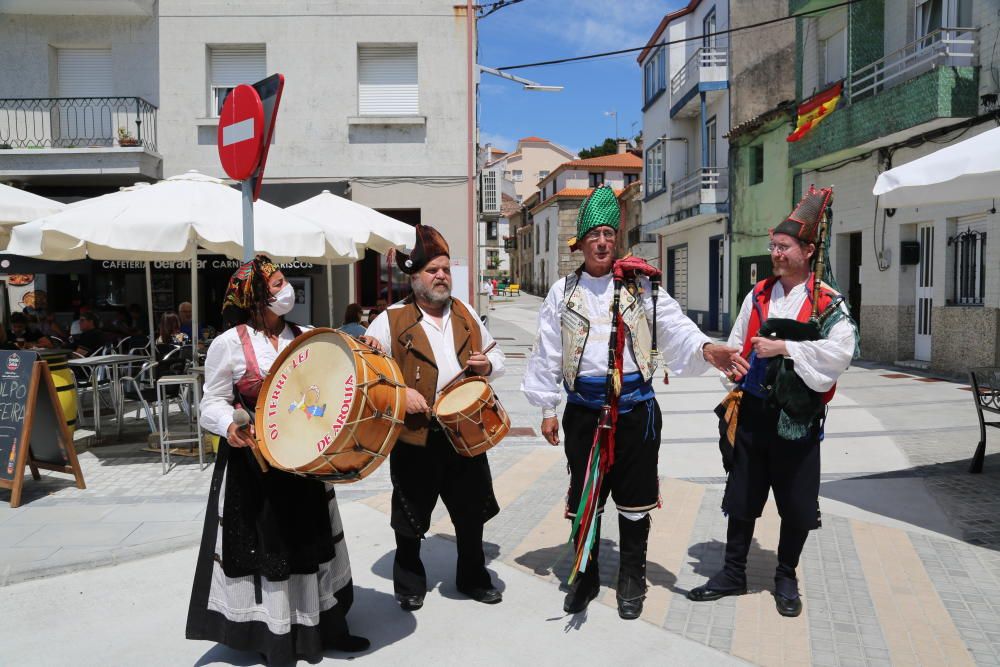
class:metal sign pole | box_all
[242,178,254,262]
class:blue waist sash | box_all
[566,372,655,414]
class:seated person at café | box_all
[178,301,207,340]
[69,312,107,355]
[70,305,93,336]
[8,312,52,349]
[339,303,367,337]
[156,311,191,346]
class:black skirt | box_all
[186,441,355,664]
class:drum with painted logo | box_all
[433,376,510,457]
[254,328,406,482]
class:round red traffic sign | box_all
[217,84,264,181]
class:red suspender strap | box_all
[235,324,263,381]
[740,277,778,358]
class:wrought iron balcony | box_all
[0,96,157,151]
[848,27,977,103]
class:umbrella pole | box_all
[191,245,199,365]
[327,260,334,327]
[145,261,155,363]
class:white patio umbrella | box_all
[0,183,66,248]
[7,171,355,262]
[873,124,1000,208]
[286,189,415,255]
[286,189,415,324]
[6,171,357,361]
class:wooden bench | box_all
[969,366,1000,473]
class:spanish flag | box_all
[787,81,842,143]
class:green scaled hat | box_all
[569,185,620,251]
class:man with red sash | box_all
[687,186,857,618]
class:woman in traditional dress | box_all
[187,255,368,663]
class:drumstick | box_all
[234,408,269,473]
[441,341,497,390]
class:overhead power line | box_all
[496,0,863,71]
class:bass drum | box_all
[254,328,406,482]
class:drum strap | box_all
[234,322,305,407]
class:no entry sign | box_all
[217,84,264,181]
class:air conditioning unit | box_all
[480,170,500,215]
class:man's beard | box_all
[412,277,451,306]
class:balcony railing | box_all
[671,167,727,204]
[848,27,977,102]
[670,46,728,97]
[0,97,157,150]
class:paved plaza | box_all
[4,295,1000,666]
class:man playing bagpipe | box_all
[522,185,739,619]
[687,186,859,617]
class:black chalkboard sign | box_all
[0,351,84,507]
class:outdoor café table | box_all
[68,353,149,441]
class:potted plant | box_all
[117,127,140,147]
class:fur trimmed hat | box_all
[395,223,450,274]
[772,185,833,244]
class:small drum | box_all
[254,328,406,482]
[433,376,510,457]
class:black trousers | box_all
[389,428,500,596]
[721,393,821,530]
[562,400,662,517]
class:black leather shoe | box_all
[617,596,643,620]
[774,593,802,617]
[563,579,600,614]
[686,584,747,602]
[457,586,502,604]
[395,593,425,612]
[329,634,371,652]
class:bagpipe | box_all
[719,187,853,452]
[568,256,661,582]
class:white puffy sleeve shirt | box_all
[363,298,505,396]
[522,273,713,418]
[199,323,309,437]
[726,281,855,393]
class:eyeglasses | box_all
[767,242,798,255]
[585,229,616,242]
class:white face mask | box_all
[268,282,295,316]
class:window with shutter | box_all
[358,45,418,115]
[56,48,114,145]
[209,45,266,116]
[57,48,113,97]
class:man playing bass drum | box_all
[687,186,859,618]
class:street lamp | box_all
[478,65,563,92]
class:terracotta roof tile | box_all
[529,187,624,214]
[519,136,547,143]
[563,153,643,169]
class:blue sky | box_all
[478,0,683,156]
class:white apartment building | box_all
[530,151,641,293]
[639,0,731,333]
[0,0,476,328]
[479,136,575,286]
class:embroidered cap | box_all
[568,185,620,251]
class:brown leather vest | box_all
[387,297,483,445]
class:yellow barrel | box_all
[43,355,77,434]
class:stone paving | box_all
[4,295,1000,666]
